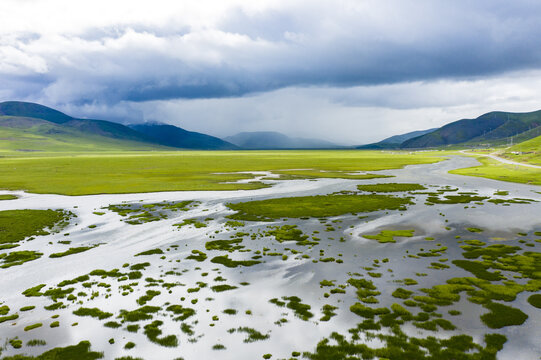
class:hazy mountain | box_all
[401,110,541,148]
[225,131,338,149]
[129,123,237,150]
[357,128,437,149]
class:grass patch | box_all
[24,323,43,331]
[362,229,414,243]
[480,302,528,329]
[0,209,72,245]
[166,304,196,321]
[118,306,160,322]
[452,260,502,281]
[135,248,163,256]
[527,294,541,309]
[227,194,413,221]
[73,307,112,320]
[211,284,238,293]
[451,156,541,186]
[143,320,178,347]
[210,255,261,268]
[0,250,43,268]
[0,194,17,200]
[357,183,426,192]
[50,246,95,258]
[228,327,270,342]
[1,340,103,359]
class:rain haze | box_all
[2,0,541,144]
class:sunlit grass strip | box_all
[227,194,412,221]
[0,150,442,195]
[451,157,541,185]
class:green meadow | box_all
[0,150,441,195]
[450,157,541,185]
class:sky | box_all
[1,0,541,145]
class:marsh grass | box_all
[228,194,412,221]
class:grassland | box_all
[450,157,541,185]
[0,150,442,195]
[0,209,72,245]
[0,119,167,152]
[501,134,541,166]
[227,194,412,221]
[0,195,17,201]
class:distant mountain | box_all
[224,131,338,149]
[357,128,437,149]
[129,123,237,150]
[0,101,241,151]
[401,110,541,148]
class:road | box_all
[460,150,541,169]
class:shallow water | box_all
[0,155,540,359]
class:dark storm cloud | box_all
[2,0,541,106]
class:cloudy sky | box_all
[1,0,541,144]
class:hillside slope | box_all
[357,128,436,149]
[0,101,238,151]
[129,123,237,150]
[402,110,541,148]
[0,116,166,152]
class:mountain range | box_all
[357,109,541,149]
[357,128,437,149]
[401,110,541,148]
[0,101,237,151]
[0,101,339,151]
[2,101,541,152]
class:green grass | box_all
[0,209,72,245]
[0,250,43,268]
[24,323,43,331]
[228,194,412,221]
[166,304,196,321]
[357,183,426,192]
[362,229,415,243]
[480,302,528,329]
[451,157,541,185]
[50,246,95,258]
[228,327,270,343]
[0,194,17,200]
[135,248,163,256]
[211,284,238,292]
[0,314,19,323]
[210,255,261,268]
[527,294,541,309]
[0,340,103,359]
[501,134,541,165]
[72,307,113,320]
[0,150,441,195]
[118,306,160,322]
[143,320,178,347]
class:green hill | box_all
[357,128,436,149]
[500,134,541,166]
[0,101,239,151]
[401,110,541,148]
[0,101,73,124]
[129,123,237,150]
[0,116,166,152]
